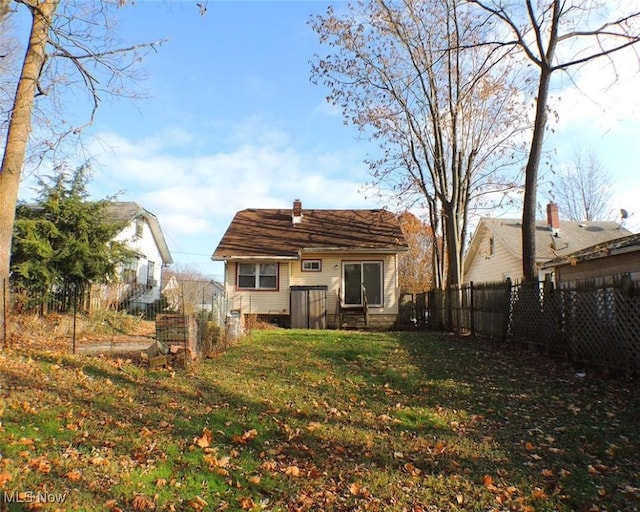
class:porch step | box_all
[340,308,368,329]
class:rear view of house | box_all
[212,200,408,329]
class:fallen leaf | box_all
[195,428,212,448]
[261,460,277,472]
[285,465,301,477]
[483,474,498,492]
[306,421,322,432]
[238,496,256,510]
[0,471,12,487]
[233,429,258,445]
[131,495,154,511]
[188,496,208,511]
[65,470,82,481]
[531,488,546,499]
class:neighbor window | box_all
[135,217,144,238]
[122,257,138,283]
[147,261,156,287]
[343,261,383,307]
[302,259,321,272]
[237,263,278,290]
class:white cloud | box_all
[78,122,380,275]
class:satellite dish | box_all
[621,208,629,220]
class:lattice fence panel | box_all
[508,283,554,348]
[556,286,640,374]
[611,293,640,374]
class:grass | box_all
[0,328,639,511]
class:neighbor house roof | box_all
[212,207,408,261]
[464,217,631,272]
[106,202,173,265]
[541,232,640,269]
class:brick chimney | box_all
[292,199,303,225]
[546,202,560,235]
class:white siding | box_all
[113,219,164,302]
[464,237,522,284]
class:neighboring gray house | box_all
[464,203,632,284]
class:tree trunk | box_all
[0,0,59,341]
[521,64,552,282]
[443,202,462,288]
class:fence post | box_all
[502,278,512,342]
[469,281,475,336]
[543,274,555,354]
[72,284,78,354]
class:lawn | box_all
[0,328,639,511]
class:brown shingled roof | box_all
[212,208,407,260]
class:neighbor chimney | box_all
[292,199,303,225]
[547,202,560,235]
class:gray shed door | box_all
[290,286,327,329]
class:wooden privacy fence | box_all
[418,275,640,375]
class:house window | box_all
[302,259,322,272]
[135,217,144,239]
[343,261,383,307]
[238,263,278,290]
[122,257,138,283]
[147,261,156,287]
[489,236,495,256]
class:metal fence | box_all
[0,278,230,350]
[417,275,640,376]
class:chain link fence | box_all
[0,277,232,354]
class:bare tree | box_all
[0,0,163,341]
[311,0,525,288]
[469,0,640,282]
[551,149,613,221]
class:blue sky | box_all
[13,1,640,281]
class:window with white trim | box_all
[237,263,278,290]
[302,259,321,272]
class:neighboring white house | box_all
[212,199,408,329]
[105,202,173,309]
[464,203,632,284]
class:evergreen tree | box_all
[11,163,132,297]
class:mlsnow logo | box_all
[2,490,68,505]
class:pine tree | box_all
[11,163,132,299]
